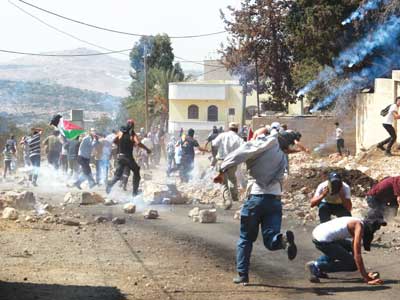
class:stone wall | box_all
[252,114,356,155]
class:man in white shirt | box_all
[306,217,385,285]
[310,172,352,223]
[212,122,244,209]
[377,97,400,156]
[335,122,345,156]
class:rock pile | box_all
[143,182,188,205]
[143,209,159,219]
[0,191,36,210]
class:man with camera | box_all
[310,172,352,223]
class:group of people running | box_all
[1,116,398,287]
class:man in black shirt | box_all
[106,120,151,196]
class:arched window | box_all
[246,106,258,120]
[188,105,199,119]
[207,105,218,122]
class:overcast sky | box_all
[0,0,242,70]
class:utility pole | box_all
[255,51,260,117]
[144,45,149,133]
[241,81,247,126]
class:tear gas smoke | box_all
[298,15,400,97]
[311,51,400,112]
[342,0,390,26]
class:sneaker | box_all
[32,181,38,187]
[305,261,321,283]
[283,230,297,260]
[233,273,249,285]
[385,151,392,157]
[377,144,385,151]
[89,182,96,189]
[74,182,82,190]
[105,184,112,194]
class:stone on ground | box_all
[60,218,80,226]
[198,209,217,223]
[95,216,109,223]
[64,192,105,205]
[1,191,36,210]
[112,217,126,225]
[2,207,19,220]
[144,209,159,219]
[123,203,136,214]
[188,207,200,218]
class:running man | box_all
[106,120,151,197]
[214,131,301,284]
[377,97,400,156]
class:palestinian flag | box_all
[50,114,85,140]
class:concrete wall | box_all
[252,115,356,155]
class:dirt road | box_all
[1,185,399,300]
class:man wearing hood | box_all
[106,120,151,197]
[214,131,300,284]
[307,217,386,285]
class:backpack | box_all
[380,104,392,117]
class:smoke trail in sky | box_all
[311,52,400,112]
[342,0,390,25]
[297,15,400,97]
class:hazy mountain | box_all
[0,79,121,125]
[0,48,131,97]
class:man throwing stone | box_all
[106,120,151,197]
[214,131,300,284]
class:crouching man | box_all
[306,216,386,285]
[366,176,400,220]
[214,131,300,284]
[310,172,352,223]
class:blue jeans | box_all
[318,202,351,223]
[237,194,284,274]
[314,239,357,273]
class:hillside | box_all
[0,79,121,125]
[0,48,131,97]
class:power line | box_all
[0,48,132,57]
[17,0,227,39]
[9,0,130,58]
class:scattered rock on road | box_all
[123,203,136,214]
[64,192,105,205]
[2,207,19,220]
[144,209,159,219]
[198,209,217,223]
[112,217,126,225]
[95,216,109,223]
[1,191,36,210]
[188,207,200,218]
[60,218,80,226]
[104,198,117,206]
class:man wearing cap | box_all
[211,122,244,209]
[214,131,300,284]
[74,128,98,189]
[107,120,151,196]
[366,176,400,220]
[310,172,352,223]
[306,216,385,285]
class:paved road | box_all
[124,203,400,300]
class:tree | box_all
[125,34,185,131]
[221,0,296,111]
[93,114,115,134]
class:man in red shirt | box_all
[366,176,400,220]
